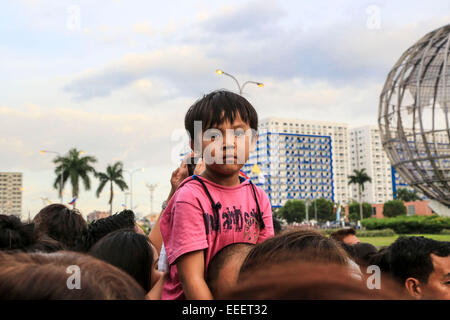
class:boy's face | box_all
[196,114,256,176]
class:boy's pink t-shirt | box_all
[159,175,274,300]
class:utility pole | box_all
[145,183,158,214]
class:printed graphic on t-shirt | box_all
[202,204,265,242]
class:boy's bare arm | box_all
[177,250,213,300]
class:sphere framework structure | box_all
[379,24,450,206]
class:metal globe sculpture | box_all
[379,24,450,206]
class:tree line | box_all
[52,148,128,213]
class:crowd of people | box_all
[0,90,449,300]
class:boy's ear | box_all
[405,277,423,299]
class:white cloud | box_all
[132,21,156,37]
[63,46,222,100]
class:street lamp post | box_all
[124,168,145,211]
[41,150,63,203]
[145,183,158,214]
[216,69,263,95]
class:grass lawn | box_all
[358,234,450,247]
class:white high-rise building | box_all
[349,126,393,204]
[244,130,334,207]
[256,118,351,205]
[0,172,23,217]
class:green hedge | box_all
[321,228,396,237]
[356,229,397,237]
[440,229,450,235]
[361,215,450,234]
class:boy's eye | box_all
[234,129,245,137]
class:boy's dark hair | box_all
[184,90,258,141]
[239,228,349,280]
[33,204,87,251]
[388,236,450,284]
[330,228,357,243]
[0,215,35,251]
[82,210,135,251]
[89,229,154,292]
[0,251,145,299]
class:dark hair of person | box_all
[33,204,87,251]
[388,236,450,284]
[239,228,349,280]
[184,90,258,142]
[206,243,253,296]
[0,215,35,251]
[82,209,135,251]
[350,242,378,267]
[272,215,283,234]
[89,229,153,292]
[220,261,407,300]
[27,235,65,253]
[368,247,391,274]
[339,241,354,256]
[0,251,146,299]
[329,228,357,243]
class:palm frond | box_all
[96,179,108,198]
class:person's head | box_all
[27,235,65,253]
[33,204,87,251]
[184,90,258,177]
[369,247,391,274]
[347,242,378,268]
[206,243,254,298]
[272,215,283,235]
[220,261,407,300]
[330,228,360,245]
[0,251,146,299]
[388,236,450,299]
[89,229,159,293]
[0,215,35,251]
[83,209,136,251]
[239,228,349,280]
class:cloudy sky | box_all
[1,0,449,219]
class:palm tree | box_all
[96,162,128,214]
[53,148,97,208]
[394,188,421,202]
[348,168,372,221]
